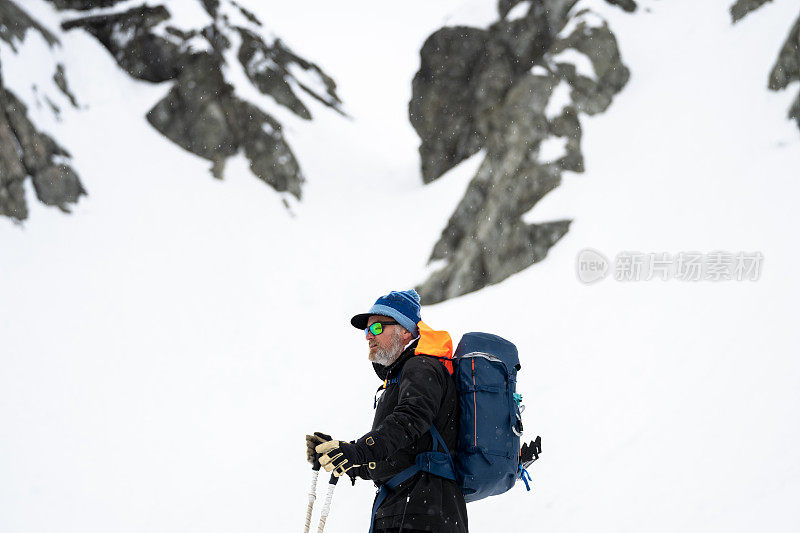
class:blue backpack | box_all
[452,332,531,501]
[370,332,541,531]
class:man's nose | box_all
[366,330,375,340]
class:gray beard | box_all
[371,346,398,366]
[371,332,404,366]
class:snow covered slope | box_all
[0,0,346,220]
[1,1,799,532]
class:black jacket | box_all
[355,339,468,532]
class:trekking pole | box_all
[316,474,339,533]
[303,458,322,533]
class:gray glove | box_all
[305,431,332,465]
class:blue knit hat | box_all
[350,289,422,336]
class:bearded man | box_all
[306,289,468,533]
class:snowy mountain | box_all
[1,0,344,221]
[1,1,800,533]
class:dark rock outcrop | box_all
[0,0,58,51]
[409,27,494,184]
[604,0,637,13]
[730,0,772,23]
[769,15,800,89]
[413,1,630,303]
[58,0,344,199]
[0,69,86,220]
[771,16,800,128]
[0,0,85,221]
[47,0,127,9]
[53,63,79,108]
[145,51,302,194]
[1,0,343,221]
[61,6,181,83]
[731,2,800,130]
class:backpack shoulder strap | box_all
[368,425,456,533]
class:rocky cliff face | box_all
[767,15,800,129]
[59,1,345,197]
[0,0,344,221]
[0,0,85,221]
[413,0,632,303]
[731,1,800,128]
[4,0,796,308]
[729,0,772,23]
[414,0,800,304]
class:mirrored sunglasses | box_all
[366,321,398,336]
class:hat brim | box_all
[350,313,373,330]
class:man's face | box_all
[366,315,405,366]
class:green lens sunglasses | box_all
[366,321,398,336]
